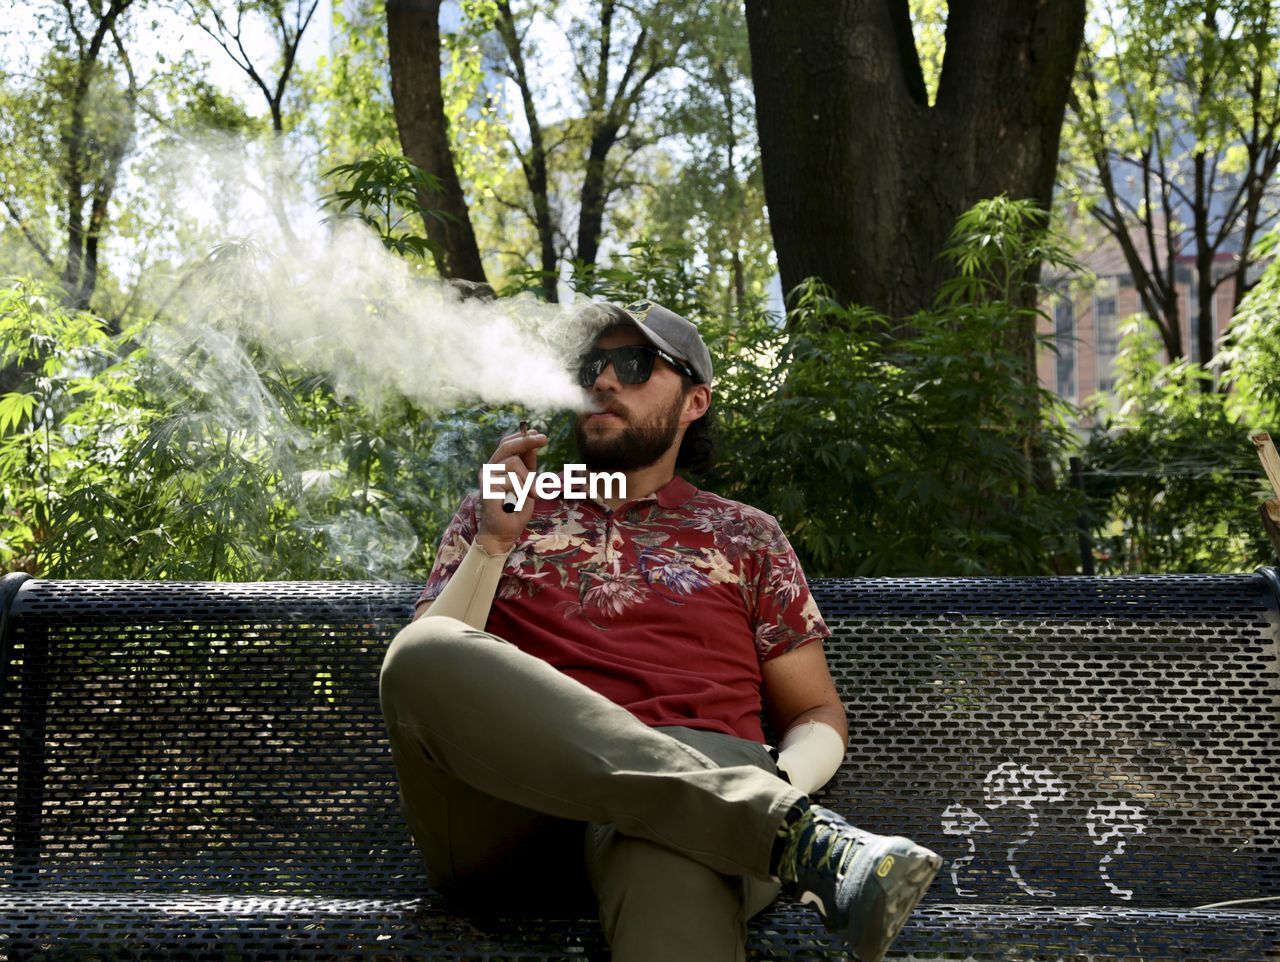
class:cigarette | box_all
[502,420,532,513]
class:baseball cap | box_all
[606,300,714,385]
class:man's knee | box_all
[380,615,486,718]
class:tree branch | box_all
[58,0,87,49]
[593,0,615,115]
[1,197,56,269]
[190,0,276,110]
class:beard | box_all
[574,389,685,473]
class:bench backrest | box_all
[2,573,1278,909]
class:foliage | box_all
[304,0,523,281]
[908,0,947,106]
[324,150,448,260]
[1078,227,1280,574]
[6,196,1275,581]
[0,278,146,574]
[942,197,1083,306]
[701,200,1084,576]
[305,0,398,166]
[465,203,1085,578]
[0,274,471,581]
[88,345,452,581]
[0,12,139,305]
[5,1,1277,582]
[1217,227,1280,426]
[1080,314,1272,573]
[1062,0,1280,363]
[561,240,710,319]
[622,0,775,319]
[451,0,755,295]
[440,0,510,192]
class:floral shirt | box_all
[416,475,830,742]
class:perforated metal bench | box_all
[1,569,1278,961]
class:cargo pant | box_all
[378,614,809,962]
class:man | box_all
[380,300,941,961]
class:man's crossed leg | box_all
[380,615,940,962]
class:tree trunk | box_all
[576,123,620,271]
[75,120,132,313]
[495,0,557,301]
[61,0,134,308]
[386,0,488,283]
[744,0,1086,325]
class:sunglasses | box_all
[577,345,698,388]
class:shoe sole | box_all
[856,842,943,962]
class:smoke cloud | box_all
[115,132,627,580]
[148,133,604,417]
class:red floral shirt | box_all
[416,475,830,742]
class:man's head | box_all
[572,301,715,475]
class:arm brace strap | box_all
[776,720,846,796]
[415,539,510,630]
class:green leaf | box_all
[0,393,36,435]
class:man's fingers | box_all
[490,432,547,469]
[498,428,546,444]
[481,432,546,507]
[500,455,529,481]
[482,456,534,494]
[491,432,547,457]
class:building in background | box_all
[1037,238,1240,427]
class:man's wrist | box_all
[473,532,515,556]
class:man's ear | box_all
[681,384,711,424]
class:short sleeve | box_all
[415,493,481,609]
[751,521,831,662]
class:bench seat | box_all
[2,572,1278,960]
[2,892,1277,960]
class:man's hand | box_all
[475,428,548,554]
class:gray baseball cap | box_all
[606,300,713,385]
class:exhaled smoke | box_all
[125,132,620,580]
[149,132,602,417]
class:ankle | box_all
[769,799,811,879]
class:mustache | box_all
[586,398,629,418]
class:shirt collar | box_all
[654,474,697,509]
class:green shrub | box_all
[22,194,1259,581]
[0,275,466,580]
[1080,315,1272,573]
[705,198,1083,576]
[0,279,149,575]
[1218,228,1280,428]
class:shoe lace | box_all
[780,810,861,886]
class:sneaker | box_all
[776,805,942,962]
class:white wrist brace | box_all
[776,720,846,796]
[416,539,510,630]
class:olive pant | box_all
[379,614,808,962]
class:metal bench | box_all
[2,570,1278,960]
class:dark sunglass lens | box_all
[624,346,662,384]
[578,352,606,387]
[613,347,644,384]
[578,346,658,386]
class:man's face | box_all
[573,325,697,473]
